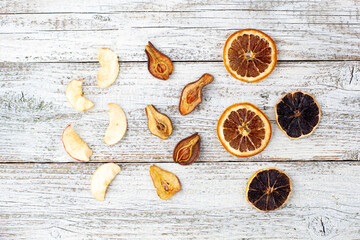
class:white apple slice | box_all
[104,103,127,145]
[91,163,121,201]
[62,124,93,162]
[97,48,119,88]
[66,79,94,111]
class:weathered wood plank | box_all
[1,0,358,13]
[0,9,359,62]
[0,162,359,239]
[0,61,359,162]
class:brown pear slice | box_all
[145,42,173,80]
[149,165,181,200]
[173,133,201,165]
[145,105,173,139]
[179,73,214,115]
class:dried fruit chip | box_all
[217,103,272,157]
[275,91,321,139]
[179,73,214,115]
[223,29,277,82]
[66,79,94,111]
[149,165,181,200]
[145,42,173,80]
[97,48,119,88]
[246,168,292,212]
[145,105,173,139]
[104,103,127,145]
[173,133,201,165]
[91,163,121,201]
[62,124,93,162]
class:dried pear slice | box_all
[145,42,173,80]
[145,105,173,139]
[173,133,201,165]
[149,165,181,200]
[179,73,214,115]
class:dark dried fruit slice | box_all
[145,42,173,80]
[217,103,272,157]
[145,105,173,139]
[173,133,201,165]
[149,165,181,200]
[179,73,214,115]
[223,29,277,82]
[275,91,321,139]
[246,168,292,212]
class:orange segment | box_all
[223,29,277,82]
[217,103,272,157]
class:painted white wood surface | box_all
[1,162,360,239]
[0,61,359,163]
[0,2,360,62]
[1,0,360,239]
[2,0,358,13]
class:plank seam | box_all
[2,60,360,64]
[0,160,357,164]
[0,10,357,15]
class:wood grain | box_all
[0,162,359,239]
[1,61,359,163]
[1,1,360,239]
[0,8,359,62]
[1,0,358,13]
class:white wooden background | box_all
[0,0,359,239]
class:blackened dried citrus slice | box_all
[275,91,321,139]
[246,168,292,212]
[217,103,272,157]
[223,29,277,82]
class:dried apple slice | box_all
[97,48,119,88]
[145,42,173,80]
[145,105,173,139]
[91,163,121,201]
[62,124,92,162]
[66,79,94,111]
[104,103,127,145]
[149,165,181,200]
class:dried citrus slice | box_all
[275,91,321,139]
[217,103,271,157]
[223,29,277,82]
[246,168,292,212]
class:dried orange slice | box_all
[223,29,277,82]
[246,168,292,212]
[275,91,321,139]
[217,103,271,157]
